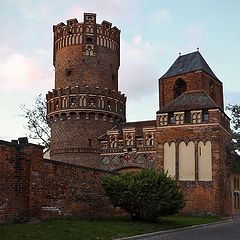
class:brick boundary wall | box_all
[0,139,44,223]
[0,136,234,223]
[39,159,119,220]
[0,139,119,223]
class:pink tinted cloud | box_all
[119,35,160,100]
[0,52,52,93]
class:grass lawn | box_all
[0,215,220,240]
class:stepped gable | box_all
[160,51,218,80]
[114,120,156,130]
[157,90,219,113]
[98,120,156,140]
[113,120,156,137]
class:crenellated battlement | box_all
[47,86,125,101]
[53,13,120,62]
[53,15,120,40]
[46,85,126,119]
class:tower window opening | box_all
[209,82,215,100]
[126,134,133,146]
[86,44,92,49]
[185,111,191,123]
[107,100,112,109]
[85,46,94,56]
[203,110,209,122]
[146,133,154,146]
[86,37,93,44]
[65,69,72,77]
[174,79,187,98]
[70,98,76,107]
[110,136,117,148]
[89,97,96,107]
[112,73,115,81]
[127,147,132,152]
[168,113,175,124]
[55,100,59,110]
[88,139,92,146]
[209,82,214,94]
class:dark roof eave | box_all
[159,69,220,83]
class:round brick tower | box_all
[46,13,126,167]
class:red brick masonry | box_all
[0,139,117,223]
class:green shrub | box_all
[102,170,185,221]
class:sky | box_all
[0,0,240,142]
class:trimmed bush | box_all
[102,170,185,221]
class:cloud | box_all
[0,53,37,92]
[182,26,204,53]
[119,35,160,100]
[0,52,53,93]
[0,46,11,54]
[118,35,162,120]
[153,9,171,25]
[122,35,154,64]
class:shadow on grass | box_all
[0,215,220,240]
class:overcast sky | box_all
[0,0,240,142]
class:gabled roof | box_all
[157,91,219,113]
[160,51,218,80]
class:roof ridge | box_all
[197,51,218,79]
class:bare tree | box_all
[226,104,240,153]
[20,94,50,149]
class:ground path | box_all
[120,217,240,240]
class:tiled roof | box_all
[160,51,218,80]
[157,91,219,113]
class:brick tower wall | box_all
[159,71,224,110]
[155,111,232,216]
[53,14,120,90]
[47,13,126,166]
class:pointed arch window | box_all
[174,79,187,98]
[209,81,215,101]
